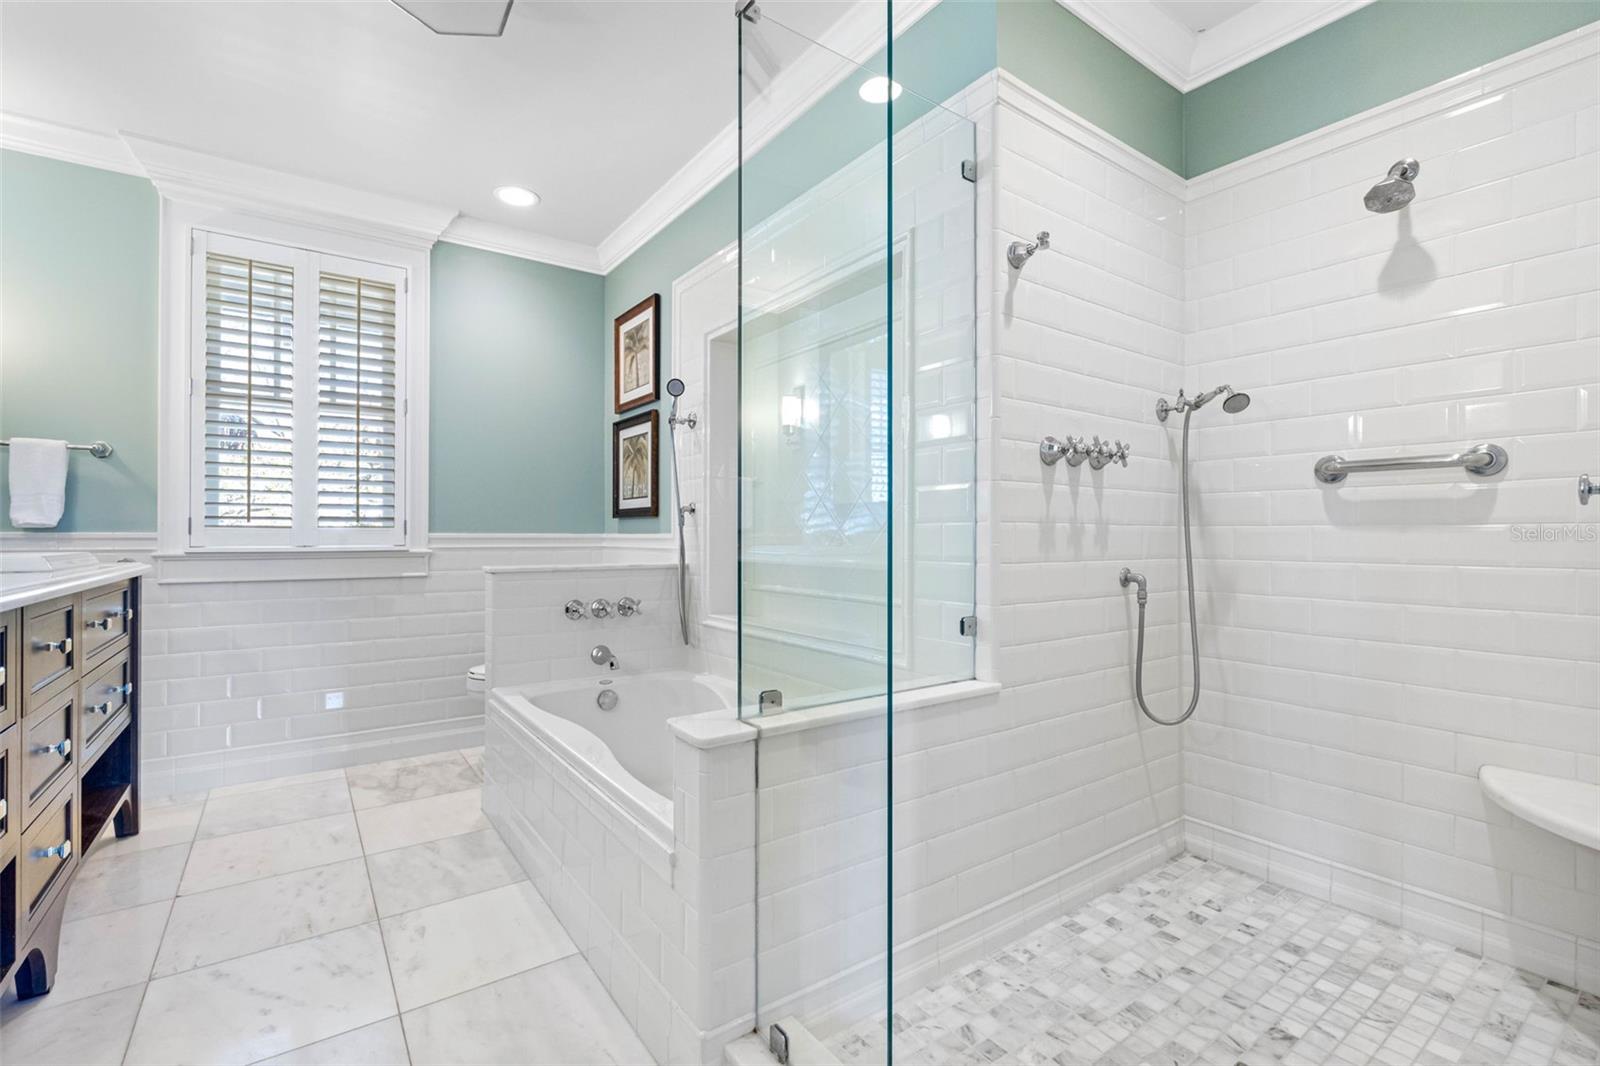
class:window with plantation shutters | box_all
[317,273,398,529]
[188,231,408,550]
[202,253,296,528]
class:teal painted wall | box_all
[997,0,1185,173]
[0,150,158,532]
[430,241,605,532]
[1183,0,1600,177]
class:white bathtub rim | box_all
[490,684,676,850]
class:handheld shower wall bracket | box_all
[1007,231,1050,270]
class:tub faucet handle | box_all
[589,599,613,618]
[564,599,587,621]
[616,597,640,617]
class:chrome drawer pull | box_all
[92,701,113,715]
[34,637,71,654]
[33,739,71,758]
[0,664,6,687]
[0,798,7,822]
[117,683,134,696]
[87,617,112,630]
[34,839,71,860]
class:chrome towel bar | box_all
[0,439,114,458]
[1314,442,1507,484]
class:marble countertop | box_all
[0,559,151,612]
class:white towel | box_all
[7,437,69,528]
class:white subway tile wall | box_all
[1182,40,1600,989]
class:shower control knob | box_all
[1065,436,1091,467]
[1087,436,1113,470]
[590,599,613,619]
[1113,441,1131,467]
[616,597,640,617]
[564,600,587,621]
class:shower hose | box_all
[1128,404,1202,727]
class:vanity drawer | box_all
[79,651,133,766]
[21,689,75,824]
[0,610,15,733]
[0,723,17,855]
[22,597,75,710]
[19,780,74,925]
[80,583,133,665]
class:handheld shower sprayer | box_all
[1124,385,1253,727]
[665,378,694,645]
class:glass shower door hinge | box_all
[960,615,978,637]
[735,0,760,21]
[759,689,783,712]
[961,159,977,183]
[769,1023,790,1065]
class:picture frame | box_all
[614,293,660,413]
[612,410,660,519]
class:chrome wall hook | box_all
[1007,231,1050,270]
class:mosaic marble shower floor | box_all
[829,855,1600,1066]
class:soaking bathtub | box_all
[487,670,735,845]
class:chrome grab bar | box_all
[1314,442,1508,484]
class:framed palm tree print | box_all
[614,294,660,412]
[612,410,659,518]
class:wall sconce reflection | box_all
[782,387,805,445]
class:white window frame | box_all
[156,199,433,582]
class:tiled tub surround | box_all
[483,563,689,689]
[0,748,656,1066]
[1178,29,1600,988]
[483,674,756,1064]
[829,854,1600,1066]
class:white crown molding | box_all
[1060,0,1372,93]
[122,134,457,251]
[996,70,1187,198]
[0,112,142,175]
[440,217,603,274]
[1186,20,1600,194]
[594,0,943,273]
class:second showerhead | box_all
[1156,385,1251,422]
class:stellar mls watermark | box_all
[1510,524,1598,542]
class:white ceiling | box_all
[0,0,858,249]
[1150,0,1258,35]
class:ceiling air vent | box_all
[392,0,513,37]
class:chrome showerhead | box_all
[1222,391,1251,413]
[666,378,686,398]
[1157,385,1250,421]
[1365,158,1420,213]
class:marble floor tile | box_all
[153,858,376,977]
[402,956,653,1065]
[123,923,397,1066]
[207,768,348,800]
[64,840,188,920]
[254,1016,410,1065]
[0,900,171,1009]
[380,881,576,1011]
[0,983,145,1065]
[460,747,485,779]
[365,828,526,917]
[346,751,479,811]
[179,813,363,895]
[356,787,487,855]
[830,855,1600,1066]
[89,801,203,857]
[197,777,354,839]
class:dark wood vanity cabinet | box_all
[0,574,141,1001]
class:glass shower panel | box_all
[739,9,893,1060]
[738,12,896,716]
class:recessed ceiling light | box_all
[858,76,903,104]
[494,185,540,208]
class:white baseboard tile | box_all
[1267,847,1334,902]
[144,717,484,798]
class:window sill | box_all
[152,548,431,584]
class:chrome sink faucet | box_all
[590,645,618,671]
